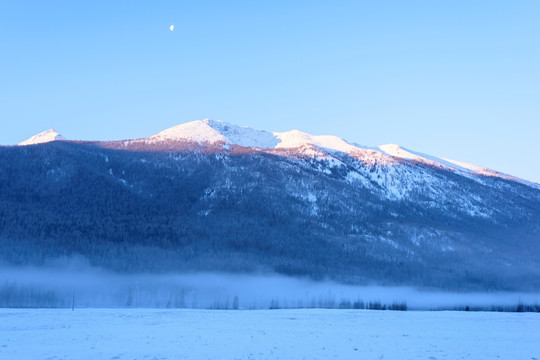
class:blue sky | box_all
[1,1,539,182]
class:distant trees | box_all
[269,299,280,310]
[0,283,63,308]
[352,300,365,309]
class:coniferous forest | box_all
[1,140,539,298]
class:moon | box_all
[170,25,175,31]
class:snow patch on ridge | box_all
[378,144,538,186]
[148,120,228,144]
[148,119,279,148]
[378,144,460,170]
[274,130,359,153]
[18,129,65,146]
[209,120,279,148]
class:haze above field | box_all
[2,266,539,309]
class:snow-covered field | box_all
[1,309,538,360]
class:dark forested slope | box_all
[1,140,539,291]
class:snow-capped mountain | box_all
[134,119,535,187]
[148,119,280,148]
[16,120,536,187]
[147,119,363,153]
[18,129,65,146]
[144,119,386,152]
[2,120,539,291]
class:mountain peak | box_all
[141,120,536,185]
[147,119,280,148]
[18,129,66,146]
[149,120,227,144]
[146,120,363,155]
[21,119,530,186]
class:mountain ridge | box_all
[16,119,538,187]
[1,127,540,291]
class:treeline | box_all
[449,303,540,313]
[0,283,65,308]
[0,282,409,310]
[267,298,408,311]
[4,280,540,312]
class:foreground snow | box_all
[1,309,538,360]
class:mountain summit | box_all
[18,129,65,146]
[13,120,537,187]
[148,119,280,148]
[145,119,372,153]
[12,120,537,187]
[137,120,534,187]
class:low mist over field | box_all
[1,263,538,310]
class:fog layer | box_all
[1,265,538,309]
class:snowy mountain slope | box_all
[440,157,537,187]
[145,119,363,153]
[147,119,280,148]
[138,119,537,187]
[378,144,463,170]
[112,120,540,227]
[18,129,65,146]
[378,144,535,186]
[148,120,228,144]
[274,130,359,153]
[1,133,540,290]
[15,120,539,192]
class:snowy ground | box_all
[1,309,539,360]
